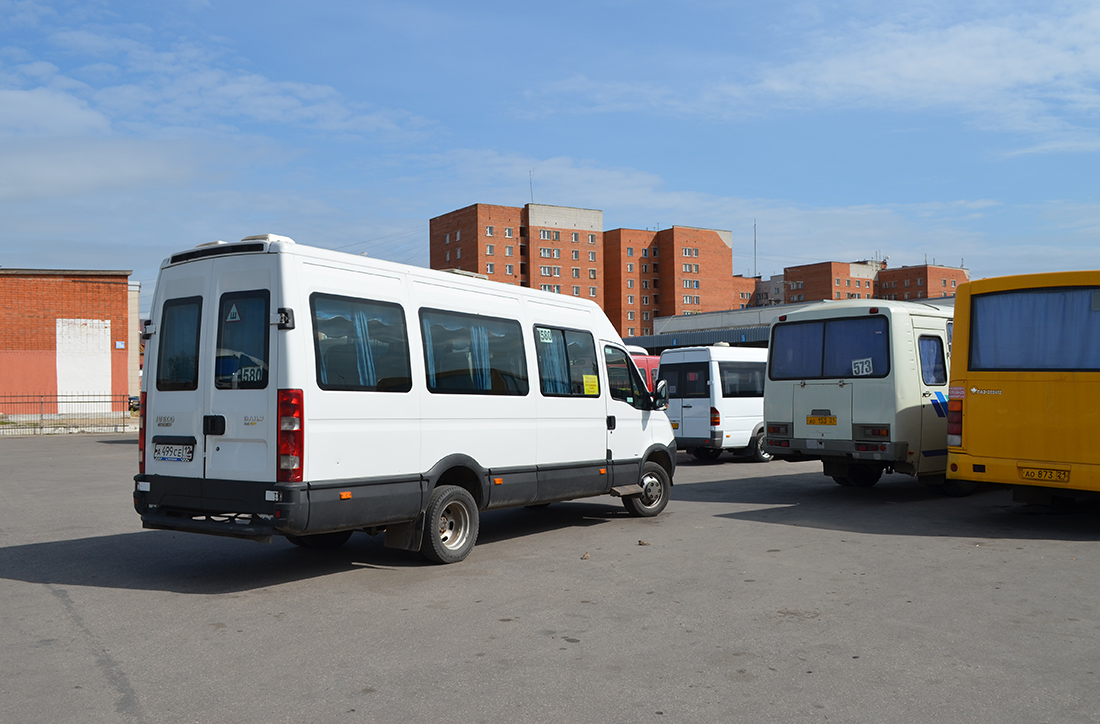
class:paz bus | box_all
[947,271,1100,503]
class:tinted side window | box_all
[312,294,412,392]
[421,309,529,395]
[823,316,889,378]
[215,290,269,390]
[535,326,599,397]
[718,361,766,397]
[157,296,202,391]
[970,287,1100,371]
[658,362,709,398]
[918,336,947,385]
[770,321,824,380]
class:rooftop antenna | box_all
[529,170,534,204]
[753,219,757,278]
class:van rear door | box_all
[914,319,950,474]
[203,266,278,485]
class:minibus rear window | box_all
[215,291,270,390]
[970,287,1100,371]
[657,362,708,398]
[771,316,890,380]
[157,296,202,391]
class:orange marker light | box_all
[340,491,352,500]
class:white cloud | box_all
[0,87,109,135]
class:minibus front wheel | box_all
[623,462,671,517]
[421,485,479,564]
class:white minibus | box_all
[134,235,676,563]
[763,299,971,495]
[657,344,771,463]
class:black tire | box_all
[750,431,773,463]
[939,478,977,497]
[284,530,353,549]
[692,447,723,463]
[623,462,671,517]
[421,485,479,564]
[846,465,883,488]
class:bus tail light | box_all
[137,392,146,475]
[767,423,789,436]
[947,398,962,447]
[278,389,304,483]
[860,425,890,439]
[711,407,721,426]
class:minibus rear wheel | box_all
[623,462,671,517]
[421,485,479,564]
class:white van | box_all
[763,299,970,494]
[134,235,676,563]
[657,345,770,462]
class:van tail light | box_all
[137,392,147,474]
[278,389,304,482]
[947,398,962,447]
[710,407,721,427]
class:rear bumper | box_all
[675,432,724,450]
[764,438,908,463]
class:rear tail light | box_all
[947,398,962,447]
[860,425,890,438]
[767,439,790,448]
[767,423,789,436]
[710,407,721,427]
[278,388,304,482]
[137,392,146,475]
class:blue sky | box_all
[2,0,1098,315]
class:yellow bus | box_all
[947,271,1100,503]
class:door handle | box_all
[606,415,616,431]
[203,415,226,436]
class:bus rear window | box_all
[657,362,709,398]
[215,291,270,390]
[157,296,202,391]
[970,287,1100,371]
[771,316,890,380]
[718,361,766,397]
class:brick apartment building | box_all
[0,269,136,406]
[431,204,740,337]
[770,260,969,304]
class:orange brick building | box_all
[877,264,970,300]
[0,269,132,404]
[431,204,737,338]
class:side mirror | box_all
[653,379,669,411]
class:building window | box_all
[642,280,649,289]
[905,279,911,287]
[572,250,580,260]
[445,233,450,244]
[540,248,552,258]
[540,266,552,276]
[486,244,494,255]
[627,295,634,304]
[694,296,700,304]
[505,227,513,238]
[642,296,649,305]
[505,246,513,257]
[445,251,450,262]
[627,263,634,272]
[456,248,461,259]
[553,267,561,277]
[627,279,634,289]
[683,263,691,273]
[572,268,580,278]
[952,280,957,287]
[540,230,552,240]
[627,328,635,336]
[588,251,596,262]
[571,232,579,242]
[486,263,494,274]
[486,226,494,237]
[589,287,596,297]
[589,269,597,279]
[642,249,649,258]
[455,230,461,241]
[627,311,635,321]
[541,284,553,292]
[506,264,514,275]
[917,278,924,286]
[642,312,650,321]
[694,280,700,289]
[573,286,580,296]
[588,234,596,244]
[627,247,634,257]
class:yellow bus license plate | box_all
[1020,467,1069,483]
[806,416,837,425]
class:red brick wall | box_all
[656,227,734,318]
[0,272,130,396]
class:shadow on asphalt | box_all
[0,502,627,595]
[672,465,1100,542]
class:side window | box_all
[918,336,947,385]
[718,361,766,398]
[605,346,649,409]
[421,309,529,395]
[215,290,270,390]
[534,326,600,397]
[312,294,412,392]
[157,296,202,391]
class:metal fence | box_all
[0,394,138,436]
